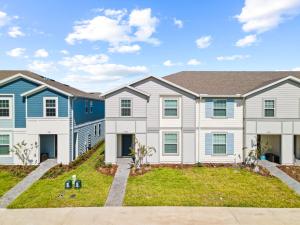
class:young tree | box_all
[10,141,38,166]
[130,138,156,169]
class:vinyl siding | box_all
[27,88,68,117]
[0,78,38,128]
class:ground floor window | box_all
[163,132,178,154]
[0,134,10,155]
[98,123,101,136]
[94,125,97,136]
[213,133,226,154]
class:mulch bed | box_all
[129,163,271,177]
[278,165,300,182]
[0,165,37,178]
[97,165,118,176]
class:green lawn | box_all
[8,144,113,208]
[0,166,36,198]
[124,167,300,207]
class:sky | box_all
[0,0,300,92]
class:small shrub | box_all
[196,162,203,167]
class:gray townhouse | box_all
[103,71,300,165]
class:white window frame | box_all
[163,97,179,118]
[98,123,101,136]
[120,98,132,117]
[85,100,89,114]
[264,99,275,118]
[213,99,227,117]
[0,133,12,157]
[213,133,227,155]
[94,124,97,136]
[0,97,12,119]
[43,97,58,118]
[162,132,179,155]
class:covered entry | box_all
[257,135,281,163]
[117,134,134,157]
[294,135,300,160]
[40,134,57,162]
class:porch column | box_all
[281,135,294,165]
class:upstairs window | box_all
[213,99,226,117]
[90,100,93,113]
[213,133,226,155]
[163,99,178,117]
[85,100,89,113]
[264,100,275,117]
[120,99,131,117]
[0,134,10,155]
[0,98,10,118]
[44,98,57,117]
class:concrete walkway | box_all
[1,207,300,225]
[258,160,300,195]
[105,158,131,206]
[0,159,57,208]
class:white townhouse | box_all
[103,71,300,165]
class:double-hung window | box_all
[0,98,10,118]
[44,98,57,117]
[163,133,178,154]
[0,134,10,155]
[94,125,97,136]
[264,100,275,117]
[90,100,93,113]
[85,100,89,113]
[98,123,101,136]
[120,99,131,117]
[213,134,226,155]
[163,99,178,117]
[213,99,226,117]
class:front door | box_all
[122,134,132,157]
[40,134,57,162]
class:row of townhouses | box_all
[103,71,300,165]
[0,71,104,165]
[1,70,300,166]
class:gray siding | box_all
[0,156,13,165]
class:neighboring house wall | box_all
[245,80,300,164]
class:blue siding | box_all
[0,78,38,128]
[205,133,212,155]
[227,98,234,118]
[27,88,68,117]
[73,98,104,125]
[205,98,213,118]
[226,133,234,155]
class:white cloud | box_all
[8,26,25,38]
[0,11,9,27]
[163,60,181,67]
[173,18,183,28]
[216,54,250,61]
[236,0,300,33]
[235,34,257,47]
[187,58,201,65]
[6,48,26,57]
[28,60,54,73]
[65,8,159,49]
[59,54,148,83]
[34,49,49,58]
[196,36,212,48]
[108,44,141,53]
[292,67,300,71]
[60,50,69,55]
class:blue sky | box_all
[0,0,300,92]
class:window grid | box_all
[0,99,10,117]
[213,99,226,117]
[164,99,178,117]
[264,100,275,117]
[45,99,57,117]
[213,134,226,155]
[164,133,178,154]
[121,99,131,116]
[0,134,10,155]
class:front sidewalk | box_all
[0,207,300,225]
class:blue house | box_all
[0,70,104,165]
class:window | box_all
[0,135,10,155]
[90,100,93,113]
[213,99,226,117]
[85,100,89,113]
[163,133,178,154]
[213,134,226,155]
[264,100,275,117]
[44,98,57,117]
[0,98,10,118]
[163,99,178,117]
[121,99,131,116]
[98,123,101,136]
[94,125,97,136]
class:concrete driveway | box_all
[0,207,300,225]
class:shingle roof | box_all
[163,71,300,95]
[0,70,101,100]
